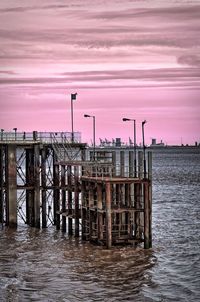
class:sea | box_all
[0,147,200,302]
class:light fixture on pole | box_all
[71,93,77,143]
[142,120,147,178]
[122,118,137,177]
[84,114,96,161]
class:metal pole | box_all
[93,116,96,161]
[142,120,147,178]
[71,98,74,143]
[133,120,137,177]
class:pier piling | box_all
[0,131,152,249]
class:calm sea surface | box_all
[0,147,200,302]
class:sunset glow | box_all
[0,0,200,145]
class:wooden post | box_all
[112,151,116,176]
[81,180,86,240]
[74,165,79,237]
[144,182,150,249]
[5,144,17,227]
[34,144,40,228]
[106,182,112,248]
[97,183,103,241]
[67,165,73,235]
[120,151,125,177]
[0,146,4,224]
[26,148,34,226]
[148,151,152,248]
[61,165,66,232]
[41,147,47,228]
[129,151,134,177]
[53,152,60,229]
[135,151,143,240]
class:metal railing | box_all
[0,131,81,143]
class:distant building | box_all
[150,138,165,147]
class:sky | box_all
[0,0,200,146]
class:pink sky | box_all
[0,0,200,145]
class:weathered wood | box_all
[106,182,112,248]
[5,144,17,227]
[148,151,152,248]
[74,165,79,237]
[120,151,125,177]
[34,144,40,228]
[144,182,150,249]
[61,165,66,232]
[129,151,134,177]
[26,149,34,226]
[67,165,73,235]
[97,183,103,240]
[53,152,60,230]
[41,147,47,228]
[0,146,4,224]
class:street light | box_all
[70,93,77,143]
[84,114,96,161]
[13,127,17,140]
[142,120,147,178]
[122,118,137,177]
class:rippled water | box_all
[0,147,200,302]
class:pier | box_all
[0,131,152,249]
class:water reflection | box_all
[0,227,157,302]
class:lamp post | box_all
[13,127,17,140]
[142,120,147,178]
[70,93,77,143]
[122,118,137,177]
[84,114,96,161]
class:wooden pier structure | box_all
[0,131,152,249]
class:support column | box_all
[135,151,143,240]
[120,151,125,177]
[0,146,4,224]
[41,147,47,228]
[5,144,17,227]
[148,151,152,248]
[26,148,34,226]
[34,144,40,228]
[74,165,79,237]
[53,153,60,229]
[81,180,87,240]
[61,165,66,232]
[67,165,73,235]
[106,182,112,248]
[129,151,134,177]
[144,182,150,249]
[97,183,103,241]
